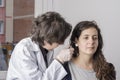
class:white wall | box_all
[35,0,54,17]
[35,0,120,79]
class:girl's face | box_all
[76,27,98,56]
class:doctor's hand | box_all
[55,47,74,64]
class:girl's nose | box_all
[88,37,94,44]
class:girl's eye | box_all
[93,36,98,40]
[84,37,88,40]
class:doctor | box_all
[7,11,74,80]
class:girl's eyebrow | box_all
[83,34,98,36]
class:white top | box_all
[6,37,67,80]
[69,62,98,80]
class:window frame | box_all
[0,21,4,34]
[0,0,4,7]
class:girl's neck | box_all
[72,54,93,70]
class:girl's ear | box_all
[75,38,78,43]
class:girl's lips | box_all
[87,47,94,49]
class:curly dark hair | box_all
[70,21,116,80]
[31,11,72,46]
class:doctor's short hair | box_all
[31,11,72,46]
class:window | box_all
[0,21,4,34]
[0,0,4,7]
